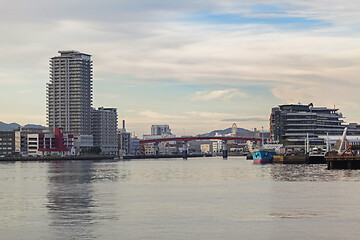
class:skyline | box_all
[0,1,359,136]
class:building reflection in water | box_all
[46,161,97,240]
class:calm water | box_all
[1,157,360,240]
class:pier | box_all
[326,156,360,170]
[273,155,308,164]
[273,154,326,164]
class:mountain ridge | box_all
[0,121,47,131]
[197,127,250,137]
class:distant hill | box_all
[0,121,21,131]
[197,127,250,137]
[0,122,47,131]
[23,124,47,130]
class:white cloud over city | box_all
[0,0,359,135]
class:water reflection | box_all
[46,161,97,240]
[2,158,360,239]
[270,164,360,182]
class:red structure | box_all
[38,128,73,152]
[140,136,265,159]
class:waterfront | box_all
[1,157,360,240]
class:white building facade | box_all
[73,135,94,155]
[151,125,171,135]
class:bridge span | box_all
[140,136,265,159]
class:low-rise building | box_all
[130,137,141,156]
[118,120,141,156]
[0,131,15,156]
[119,130,131,156]
[27,128,74,156]
[143,125,177,155]
[73,135,94,155]
[200,144,212,153]
[15,125,47,155]
[212,140,223,153]
[144,143,156,155]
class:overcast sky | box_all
[0,0,359,136]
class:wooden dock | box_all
[325,156,360,170]
[273,155,308,164]
[273,154,325,164]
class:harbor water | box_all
[1,157,360,239]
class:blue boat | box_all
[247,140,282,164]
[251,149,277,164]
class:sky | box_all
[0,0,359,136]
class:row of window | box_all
[0,151,12,155]
[0,147,12,150]
[0,137,13,141]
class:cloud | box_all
[138,110,188,120]
[192,88,248,101]
[1,0,360,135]
[186,111,235,118]
[270,82,360,125]
[222,118,268,122]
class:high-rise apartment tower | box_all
[47,50,93,135]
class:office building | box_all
[151,125,171,135]
[15,125,47,155]
[270,103,348,147]
[73,135,94,155]
[27,128,74,156]
[129,137,141,156]
[92,107,118,154]
[0,131,15,156]
[47,50,93,135]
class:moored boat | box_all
[247,140,282,164]
[251,149,276,164]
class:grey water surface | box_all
[1,157,360,240]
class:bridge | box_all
[140,136,265,159]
